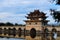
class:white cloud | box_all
[0,0,60,24]
[0,12,26,18]
[0,0,33,7]
[0,0,53,7]
[0,12,26,24]
[0,0,59,11]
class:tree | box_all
[15,23,18,26]
[50,9,60,22]
[5,22,14,26]
[56,0,60,4]
[52,0,60,4]
[0,23,5,26]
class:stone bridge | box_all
[0,26,60,40]
[0,26,25,39]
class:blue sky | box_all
[0,0,60,24]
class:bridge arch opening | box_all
[0,28,2,34]
[52,28,57,32]
[4,28,7,35]
[12,28,16,36]
[51,28,57,40]
[8,28,12,35]
[24,28,26,36]
[30,28,36,38]
[18,28,22,37]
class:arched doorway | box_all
[30,28,36,38]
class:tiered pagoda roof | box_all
[25,10,49,25]
[26,10,47,20]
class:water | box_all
[0,38,24,40]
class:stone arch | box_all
[4,28,7,35]
[51,28,57,36]
[0,28,2,34]
[8,28,12,35]
[52,28,57,32]
[51,28,57,40]
[44,28,49,39]
[12,28,16,36]
[30,28,36,38]
[24,28,26,36]
[18,28,22,37]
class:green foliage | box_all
[50,9,60,22]
[52,0,60,4]
[0,22,25,26]
[56,0,60,4]
[5,22,14,26]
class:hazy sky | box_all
[0,0,60,24]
